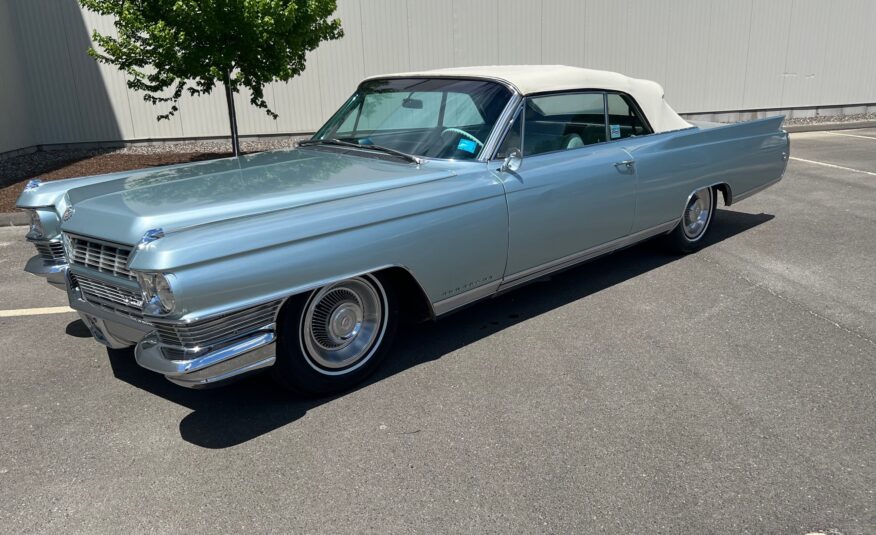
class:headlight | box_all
[136,272,175,314]
[136,272,156,298]
[154,274,175,312]
[26,210,45,240]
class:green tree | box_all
[79,0,343,156]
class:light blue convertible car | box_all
[17,66,789,394]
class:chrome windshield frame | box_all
[311,76,523,164]
[478,92,523,162]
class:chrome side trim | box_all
[731,176,783,204]
[498,220,679,292]
[432,281,501,317]
[431,220,679,317]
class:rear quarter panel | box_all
[624,116,789,232]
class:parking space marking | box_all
[0,306,75,317]
[826,131,876,140]
[789,157,876,177]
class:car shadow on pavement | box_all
[103,208,773,449]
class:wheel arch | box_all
[681,182,731,216]
[275,264,435,324]
[372,266,435,322]
[714,182,733,206]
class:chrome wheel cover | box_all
[301,276,386,374]
[683,188,713,240]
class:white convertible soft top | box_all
[366,65,692,133]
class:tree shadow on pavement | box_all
[104,209,774,449]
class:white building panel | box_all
[1,0,875,154]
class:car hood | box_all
[60,148,455,245]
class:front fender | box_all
[131,170,509,321]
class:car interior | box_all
[519,92,652,156]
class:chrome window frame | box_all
[487,88,661,162]
[604,90,655,137]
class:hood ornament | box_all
[62,206,74,221]
[24,179,43,192]
[137,228,166,250]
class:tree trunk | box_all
[223,71,241,157]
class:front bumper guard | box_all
[69,282,152,349]
[134,331,277,389]
[24,254,67,290]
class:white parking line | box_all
[826,131,876,140]
[789,156,876,177]
[0,306,75,317]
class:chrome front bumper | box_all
[24,254,68,290]
[135,331,277,389]
[67,271,278,389]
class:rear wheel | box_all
[271,274,398,396]
[665,186,716,253]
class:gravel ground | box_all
[784,112,876,126]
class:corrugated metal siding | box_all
[2,0,875,154]
[0,2,34,154]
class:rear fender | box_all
[627,116,788,231]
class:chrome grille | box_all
[71,272,144,319]
[151,301,281,354]
[32,240,65,263]
[66,234,134,279]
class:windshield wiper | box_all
[299,138,422,165]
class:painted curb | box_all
[1,211,28,227]
[785,120,876,133]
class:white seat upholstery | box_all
[564,133,584,149]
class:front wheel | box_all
[665,186,716,254]
[271,274,398,396]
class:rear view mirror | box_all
[402,97,423,109]
[500,148,522,173]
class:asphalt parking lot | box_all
[1,129,873,534]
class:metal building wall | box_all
[1,0,875,155]
[0,1,35,155]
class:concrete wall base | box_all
[681,103,876,123]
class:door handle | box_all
[614,160,635,169]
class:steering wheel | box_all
[441,128,484,148]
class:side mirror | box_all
[500,148,522,173]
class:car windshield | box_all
[312,78,513,160]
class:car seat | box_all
[562,133,584,149]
